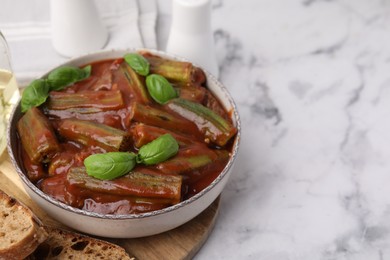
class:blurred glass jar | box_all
[0,31,20,157]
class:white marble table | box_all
[6,0,390,259]
[163,0,390,259]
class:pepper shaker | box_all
[51,0,108,57]
[166,0,219,78]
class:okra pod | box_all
[131,123,197,148]
[166,98,237,146]
[204,89,230,120]
[130,103,202,138]
[176,85,206,103]
[115,62,151,104]
[142,53,206,86]
[21,147,45,183]
[17,107,61,163]
[156,144,229,176]
[67,167,182,204]
[47,90,125,112]
[48,150,75,176]
[57,119,131,151]
[89,66,113,91]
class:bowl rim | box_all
[7,48,241,220]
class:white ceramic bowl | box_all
[7,49,241,238]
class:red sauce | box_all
[18,55,236,214]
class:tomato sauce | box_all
[17,54,236,215]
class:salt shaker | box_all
[50,0,108,57]
[166,0,219,78]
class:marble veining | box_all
[176,0,390,259]
[2,0,390,258]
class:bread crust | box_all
[0,190,133,259]
[0,190,48,260]
[29,226,134,260]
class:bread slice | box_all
[28,226,134,260]
[0,189,48,260]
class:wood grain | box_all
[0,153,220,260]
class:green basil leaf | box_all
[145,74,177,104]
[47,65,91,91]
[84,152,137,180]
[137,134,179,165]
[21,79,50,113]
[82,65,92,79]
[124,53,150,76]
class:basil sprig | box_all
[123,52,178,105]
[21,65,91,113]
[84,152,137,180]
[124,53,150,76]
[21,79,50,113]
[145,74,178,104]
[84,134,179,180]
[137,134,179,165]
[47,65,91,91]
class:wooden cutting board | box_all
[0,152,220,260]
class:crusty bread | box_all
[0,189,133,259]
[0,190,48,260]
[28,226,134,260]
